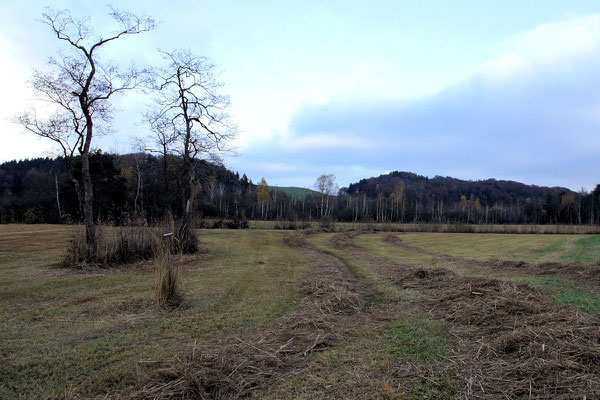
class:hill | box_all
[346,171,568,205]
[270,186,320,200]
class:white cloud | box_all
[477,14,600,80]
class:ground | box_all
[1,225,599,399]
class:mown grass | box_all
[524,277,600,314]
[398,233,599,264]
[260,234,453,399]
[0,226,308,399]
[386,315,448,363]
[263,316,453,400]
[3,226,598,398]
[355,233,600,315]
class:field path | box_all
[127,232,389,399]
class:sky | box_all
[1,1,599,190]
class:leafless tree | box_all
[17,7,155,251]
[205,178,218,205]
[217,182,227,215]
[140,115,179,202]
[146,49,235,226]
[315,174,338,219]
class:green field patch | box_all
[524,276,600,314]
[385,315,448,363]
[269,186,320,200]
[564,235,600,264]
[410,379,455,400]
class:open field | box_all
[1,225,600,399]
[247,220,600,234]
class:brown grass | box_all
[331,232,600,398]
[125,232,380,399]
[63,224,160,268]
[155,252,183,309]
[382,233,600,286]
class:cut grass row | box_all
[355,233,600,315]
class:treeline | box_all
[1,155,599,225]
[0,152,246,224]
[343,171,599,225]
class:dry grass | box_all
[63,224,160,267]
[0,226,308,399]
[248,220,600,234]
[126,232,377,399]
[327,231,600,398]
[155,253,183,309]
[3,225,600,399]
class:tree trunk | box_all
[81,148,96,252]
[54,174,62,220]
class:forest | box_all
[1,153,598,226]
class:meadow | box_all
[1,224,599,399]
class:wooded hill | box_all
[344,171,598,224]
[1,154,598,225]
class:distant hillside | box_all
[270,186,320,200]
[346,171,568,205]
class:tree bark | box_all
[54,174,62,220]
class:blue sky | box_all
[1,1,599,190]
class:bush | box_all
[319,218,336,232]
[174,222,199,254]
[23,207,45,224]
[63,224,160,267]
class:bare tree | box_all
[205,178,218,205]
[216,182,227,215]
[140,115,179,207]
[315,174,338,219]
[147,49,235,226]
[17,7,155,252]
[257,178,270,219]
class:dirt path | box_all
[331,232,600,399]
[382,233,600,288]
[124,232,384,399]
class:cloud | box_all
[237,14,600,190]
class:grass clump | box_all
[63,224,159,267]
[155,230,184,309]
[155,253,183,308]
[385,315,448,363]
[62,216,200,268]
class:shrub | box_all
[63,224,160,267]
[319,218,336,232]
[24,207,45,224]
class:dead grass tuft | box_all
[282,231,309,247]
[155,253,183,309]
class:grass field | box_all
[268,186,320,200]
[1,224,599,399]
